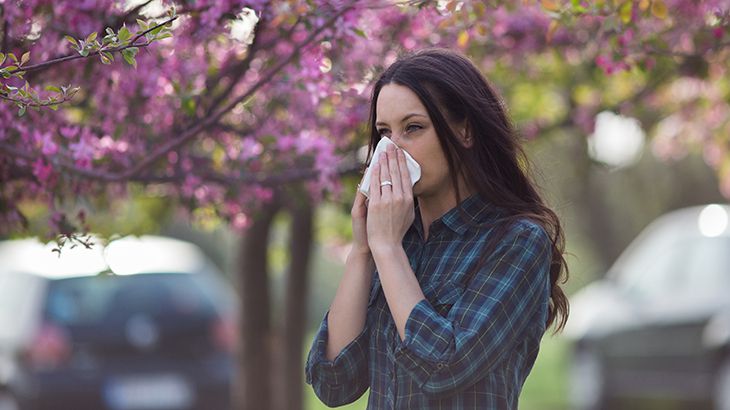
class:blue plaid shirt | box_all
[305,193,552,409]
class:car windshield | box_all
[616,235,730,301]
[44,273,218,327]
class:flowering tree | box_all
[1,0,729,409]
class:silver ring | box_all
[380,180,393,187]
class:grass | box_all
[518,334,570,410]
[303,333,570,410]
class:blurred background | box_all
[1,1,729,409]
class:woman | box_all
[305,48,569,409]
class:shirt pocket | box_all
[428,281,463,318]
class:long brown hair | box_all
[367,48,569,332]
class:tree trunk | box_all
[279,197,314,410]
[235,199,281,410]
[570,133,621,271]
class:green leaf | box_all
[118,25,131,42]
[100,53,112,64]
[619,1,633,24]
[136,19,148,31]
[651,0,668,19]
[150,25,164,36]
[86,31,98,43]
[106,27,115,36]
[570,0,587,13]
[121,50,133,65]
[154,32,173,40]
[353,28,367,39]
[182,97,196,116]
[18,105,26,117]
[123,54,137,68]
[8,53,17,63]
[20,52,30,66]
[122,47,139,66]
[49,104,59,111]
[45,85,62,93]
[0,53,5,66]
[79,48,89,57]
[64,35,78,48]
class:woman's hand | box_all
[366,144,415,255]
[350,188,370,256]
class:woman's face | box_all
[375,83,454,200]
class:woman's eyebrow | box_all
[375,113,427,127]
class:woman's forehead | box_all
[376,84,428,123]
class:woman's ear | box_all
[457,122,473,148]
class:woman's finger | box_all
[353,185,367,210]
[379,154,392,201]
[397,148,412,197]
[386,145,403,196]
[369,160,381,202]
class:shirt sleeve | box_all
[393,221,552,398]
[304,309,370,406]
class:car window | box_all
[45,273,219,327]
[682,237,730,295]
[617,238,688,301]
[0,272,45,342]
[617,235,730,301]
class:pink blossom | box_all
[34,131,58,156]
[3,0,730,237]
[182,175,202,198]
[32,159,54,184]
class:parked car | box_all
[0,235,237,410]
[565,204,730,410]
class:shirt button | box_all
[436,363,445,369]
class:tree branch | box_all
[0,140,363,187]
[0,2,360,187]
[1,16,8,53]
[118,1,358,180]
[535,63,673,138]
[5,16,178,75]
[201,14,268,117]
[642,40,730,58]
[114,0,155,28]
[0,92,74,107]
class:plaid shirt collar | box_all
[413,192,504,239]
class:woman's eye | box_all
[405,124,422,133]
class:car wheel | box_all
[569,347,607,410]
[715,358,730,410]
[0,391,19,410]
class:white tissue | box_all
[359,137,421,198]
